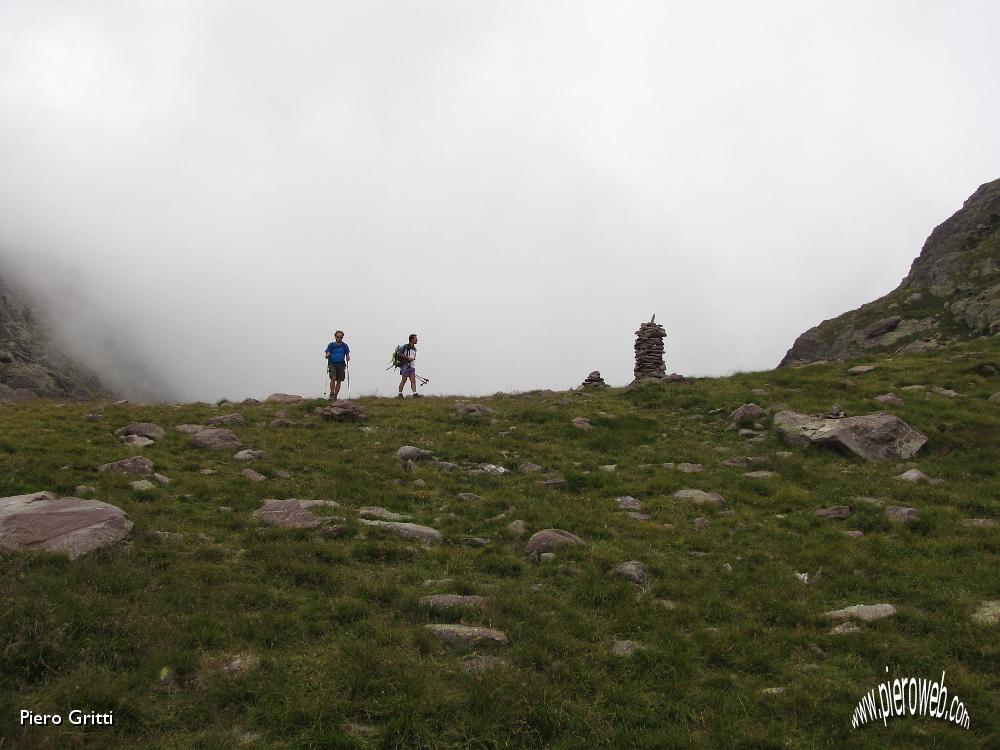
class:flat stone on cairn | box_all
[633,315,668,382]
[581,371,608,388]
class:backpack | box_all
[389,344,409,369]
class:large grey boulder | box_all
[0,492,132,559]
[729,403,763,426]
[772,410,927,460]
[396,445,433,462]
[114,422,166,441]
[191,428,243,450]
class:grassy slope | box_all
[1,340,999,749]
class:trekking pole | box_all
[346,363,351,400]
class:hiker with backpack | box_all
[324,330,350,401]
[395,334,422,398]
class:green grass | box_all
[2,339,999,748]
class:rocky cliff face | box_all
[0,271,111,401]
[780,178,1000,367]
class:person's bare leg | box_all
[398,375,406,395]
[333,378,342,400]
[409,374,417,394]
[329,376,336,399]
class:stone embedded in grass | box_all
[234,449,263,462]
[615,496,641,511]
[571,417,593,430]
[518,462,542,473]
[692,517,708,529]
[599,464,617,472]
[460,655,508,672]
[206,413,245,427]
[773,410,927,461]
[844,530,864,538]
[153,473,170,484]
[98,456,154,475]
[191,428,242,450]
[83,414,103,422]
[130,480,156,491]
[971,601,1000,626]
[615,561,647,585]
[175,424,204,434]
[121,435,155,448]
[825,603,896,622]
[611,640,644,657]
[931,387,960,398]
[425,624,509,648]
[251,499,327,529]
[478,463,509,475]
[456,493,482,501]
[536,478,568,489]
[507,519,527,536]
[873,393,905,408]
[848,365,876,375]
[321,402,368,422]
[241,468,266,482]
[627,512,652,521]
[221,652,261,675]
[676,463,704,473]
[673,489,726,507]
[419,594,487,612]
[360,519,443,544]
[396,445,433,462]
[525,528,582,554]
[266,393,303,403]
[422,578,455,588]
[895,469,929,483]
[357,506,411,521]
[270,419,294,428]
[990,392,1000,403]
[461,536,490,547]
[885,505,920,523]
[830,622,861,635]
[743,470,777,479]
[456,403,495,416]
[0,492,133,559]
[815,506,852,519]
[722,456,751,468]
[74,485,96,497]
[730,403,764,426]
[115,422,167,441]
[962,518,998,528]
[153,530,184,542]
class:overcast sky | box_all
[1,1,999,401]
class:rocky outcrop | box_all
[773,410,927,460]
[780,178,1000,366]
[0,491,133,558]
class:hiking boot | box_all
[411,393,423,398]
[397,393,404,399]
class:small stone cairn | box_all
[580,370,608,388]
[633,315,668,382]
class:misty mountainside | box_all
[0,270,111,401]
[2,337,998,748]
[780,177,1000,367]
[0,267,173,403]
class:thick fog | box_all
[1,1,998,402]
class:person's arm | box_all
[324,345,331,360]
[345,344,351,363]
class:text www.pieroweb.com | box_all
[852,669,970,729]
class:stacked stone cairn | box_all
[581,370,608,388]
[633,316,668,382]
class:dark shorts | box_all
[400,365,416,377]
[328,362,346,381]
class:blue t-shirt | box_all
[325,341,350,364]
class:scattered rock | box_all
[115,422,167,441]
[270,419,294,428]
[478,463,509,475]
[847,365,876,375]
[425,624,508,648]
[153,530,184,542]
[0,492,133,559]
[676,462,704,473]
[460,655,508,672]
[206,413,245,427]
[321,402,368,422]
[615,496,641,511]
[672,489,726,507]
[518,462,542,473]
[175,424,205,434]
[895,469,929,483]
[863,316,902,339]
[456,493,482,501]
[525,528,582,553]
[251,499,329,529]
[121,434,154,447]
[241,468,266,482]
[129,480,155,491]
[598,464,617,473]
[83,414,103,422]
[830,622,861,635]
[360,520,443,544]
[152,473,170,484]
[265,393,303,404]
[507,519,527,536]
[931,387,960,398]
[456,403,495,416]
[615,561,647,585]
[989,392,1000,403]
[357,506,411,521]
[730,403,764,425]
[571,417,593,430]
[971,601,1000,626]
[98,456,154,475]
[844,530,864,538]
[191,428,242,450]
[611,640,643,657]
[962,518,998,528]
[396,445,433,462]
[743,470,777,479]
[420,594,487,612]
[200,468,217,476]
[773,410,927,461]
[815,506,852,519]
[825,603,896,622]
[234,449,264,462]
[74,485,96,497]
[873,393,905,408]
[627,512,652,521]
[536,479,568,489]
[901,385,926,392]
[885,505,920,523]
[221,652,261,675]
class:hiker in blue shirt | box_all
[324,330,351,401]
